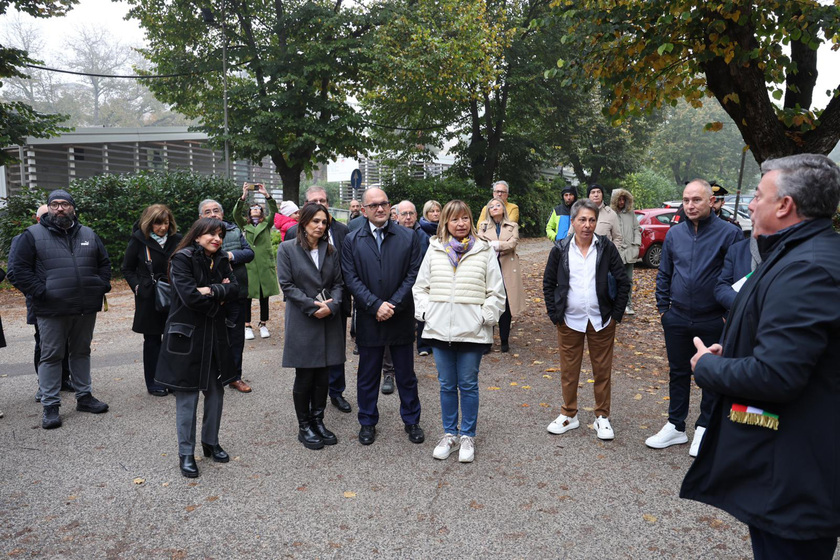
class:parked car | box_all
[663,200,751,238]
[635,208,675,268]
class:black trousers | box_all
[142,333,164,391]
[227,299,248,381]
[661,311,723,431]
[749,526,837,560]
[246,293,270,324]
[294,367,329,411]
[498,299,512,344]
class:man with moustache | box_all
[11,190,112,429]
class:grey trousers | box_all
[174,376,224,456]
[625,263,635,308]
[37,314,97,407]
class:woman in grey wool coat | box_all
[277,203,346,450]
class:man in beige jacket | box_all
[586,184,623,249]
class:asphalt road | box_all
[0,239,772,559]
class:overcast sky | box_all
[3,0,840,110]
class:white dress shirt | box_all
[564,235,610,333]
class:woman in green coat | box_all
[233,183,281,340]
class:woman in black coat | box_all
[277,204,345,450]
[155,218,239,478]
[121,205,182,396]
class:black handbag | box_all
[145,246,172,313]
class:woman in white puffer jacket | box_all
[413,200,506,463]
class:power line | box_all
[24,63,228,79]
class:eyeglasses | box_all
[364,201,390,210]
[399,211,416,216]
[493,189,508,195]
[201,207,223,216]
[308,198,328,205]
[49,201,72,210]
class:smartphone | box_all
[246,182,261,190]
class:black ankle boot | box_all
[310,409,337,445]
[179,454,199,478]
[201,442,230,463]
[293,391,324,450]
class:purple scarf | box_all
[445,235,475,268]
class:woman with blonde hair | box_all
[121,204,182,396]
[477,197,527,352]
[413,200,505,463]
[418,199,442,236]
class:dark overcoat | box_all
[276,239,345,368]
[155,245,239,391]
[341,220,422,347]
[121,228,183,335]
[287,218,352,318]
[681,218,840,540]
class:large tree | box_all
[126,0,373,202]
[364,0,560,189]
[549,1,840,163]
[0,0,75,166]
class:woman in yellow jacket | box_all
[413,200,506,463]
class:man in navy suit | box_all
[341,187,424,445]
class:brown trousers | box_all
[556,320,617,418]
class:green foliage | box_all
[549,0,840,162]
[0,184,49,259]
[271,230,283,259]
[0,171,238,270]
[126,0,373,203]
[382,172,558,238]
[624,168,683,209]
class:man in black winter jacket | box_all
[683,154,840,559]
[647,179,742,455]
[11,190,112,429]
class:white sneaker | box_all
[244,327,255,340]
[432,433,460,460]
[458,436,474,463]
[689,426,706,457]
[547,414,579,435]
[626,307,635,316]
[259,324,270,338]
[592,416,615,440]
[645,422,689,449]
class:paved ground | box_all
[1,239,764,558]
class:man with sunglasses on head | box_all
[11,190,112,429]
[476,180,520,224]
[341,188,424,446]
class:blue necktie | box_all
[375,228,383,251]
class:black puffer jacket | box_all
[10,215,111,317]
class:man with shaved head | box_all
[341,188,424,446]
[646,179,742,455]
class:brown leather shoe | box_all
[229,380,252,393]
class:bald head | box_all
[397,200,417,228]
[36,204,49,222]
[361,187,390,227]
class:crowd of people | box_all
[2,154,840,558]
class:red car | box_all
[635,208,676,268]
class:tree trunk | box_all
[271,151,303,203]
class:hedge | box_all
[0,171,239,272]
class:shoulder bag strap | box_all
[144,246,157,284]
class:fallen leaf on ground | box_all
[587,379,595,383]
[343,491,356,498]
[634,394,642,400]
[132,478,145,485]
[539,403,550,407]
[643,514,657,523]
[521,385,531,389]
[487,386,501,391]
[510,382,518,386]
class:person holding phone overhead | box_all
[277,204,346,450]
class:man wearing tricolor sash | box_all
[682,154,840,560]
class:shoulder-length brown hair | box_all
[437,200,476,243]
[295,203,334,254]
[139,204,177,238]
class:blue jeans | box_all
[433,346,482,437]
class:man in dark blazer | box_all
[684,154,840,559]
[286,186,353,413]
[341,187,424,446]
